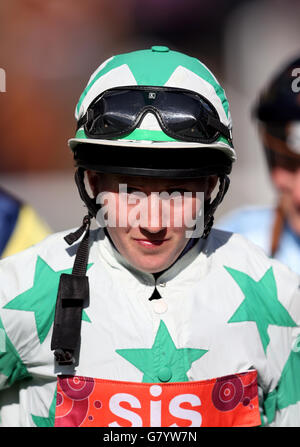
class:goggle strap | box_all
[77,109,95,131]
[77,115,86,131]
[207,115,231,140]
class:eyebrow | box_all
[114,175,143,184]
[112,174,204,189]
[116,175,191,185]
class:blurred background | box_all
[1,0,300,231]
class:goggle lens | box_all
[79,87,230,144]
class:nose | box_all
[138,193,167,233]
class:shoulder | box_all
[205,227,298,285]
[205,228,300,314]
[0,227,72,262]
[0,227,102,366]
[0,228,80,305]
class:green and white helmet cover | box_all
[69,46,236,162]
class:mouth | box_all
[133,238,169,247]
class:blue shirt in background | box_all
[216,206,300,275]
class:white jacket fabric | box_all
[0,227,300,427]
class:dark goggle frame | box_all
[77,86,232,145]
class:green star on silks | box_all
[116,320,208,382]
[31,390,57,427]
[3,256,92,344]
[225,266,297,353]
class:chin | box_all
[134,264,168,274]
[131,258,173,274]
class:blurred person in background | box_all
[0,186,50,258]
[217,56,300,274]
[0,188,50,426]
[0,47,300,428]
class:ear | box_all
[205,175,218,199]
[86,170,101,197]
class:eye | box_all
[126,187,143,194]
[167,188,191,195]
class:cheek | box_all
[115,195,129,227]
[165,196,202,230]
[180,195,202,220]
[106,226,127,244]
[106,226,134,259]
[97,192,135,228]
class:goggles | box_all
[77,86,232,144]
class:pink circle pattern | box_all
[212,375,257,412]
[56,376,95,426]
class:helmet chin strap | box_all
[75,167,99,218]
[51,209,91,366]
[51,168,95,366]
[202,174,230,238]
